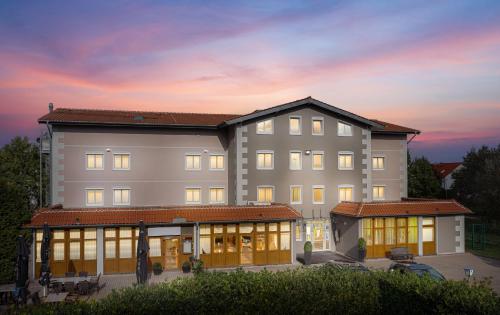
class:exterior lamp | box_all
[305,150,311,155]
[464,267,474,281]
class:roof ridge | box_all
[54,107,242,117]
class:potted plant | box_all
[152,262,163,275]
[358,237,367,262]
[182,261,191,273]
[192,259,204,275]
[303,241,312,265]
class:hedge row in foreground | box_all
[17,265,500,315]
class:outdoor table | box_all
[52,276,91,284]
[44,292,68,303]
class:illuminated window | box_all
[338,186,353,202]
[209,155,224,170]
[289,151,302,170]
[338,152,353,170]
[373,186,385,200]
[113,154,130,170]
[256,119,273,134]
[86,154,103,170]
[295,224,302,241]
[209,187,225,204]
[200,224,211,255]
[119,227,132,258]
[185,188,201,204]
[408,217,418,244]
[290,186,302,204]
[53,243,65,261]
[337,121,352,136]
[268,223,278,251]
[185,154,201,170]
[362,218,373,246]
[312,117,324,135]
[105,241,116,259]
[113,188,130,205]
[385,218,395,245]
[289,116,301,135]
[312,186,325,204]
[149,238,161,257]
[257,186,274,203]
[69,241,80,260]
[86,189,103,206]
[372,156,385,170]
[84,228,97,260]
[312,151,324,170]
[257,151,274,170]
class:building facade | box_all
[28,97,471,276]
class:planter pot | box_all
[182,264,191,273]
[358,248,366,262]
[153,268,163,275]
[304,251,312,265]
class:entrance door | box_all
[240,235,253,265]
[312,222,324,251]
[422,218,436,255]
[164,238,179,270]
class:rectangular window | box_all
[290,186,302,204]
[69,241,80,260]
[372,156,385,170]
[53,230,65,240]
[119,239,132,258]
[312,117,324,135]
[289,116,301,135]
[185,154,201,170]
[84,240,96,260]
[312,186,325,204]
[362,218,373,246]
[256,119,273,134]
[338,186,353,202]
[257,186,274,203]
[113,154,130,170]
[337,121,352,136]
[209,187,225,204]
[385,218,396,245]
[312,151,324,170]
[84,228,96,239]
[53,243,65,261]
[295,223,302,241]
[256,151,274,170]
[268,224,278,251]
[105,240,116,258]
[183,236,193,254]
[86,189,103,206]
[280,222,290,250]
[373,186,385,200]
[289,151,302,170]
[86,154,103,170]
[185,188,201,204]
[113,188,130,205]
[408,217,418,244]
[338,152,354,170]
[209,155,224,170]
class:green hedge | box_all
[15,265,500,315]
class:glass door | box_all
[313,222,324,251]
[239,223,254,265]
[164,238,179,269]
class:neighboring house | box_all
[27,97,471,277]
[432,162,463,190]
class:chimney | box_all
[48,103,54,112]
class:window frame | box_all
[372,185,386,200]
[185,153,202,171]
[337,121,353,137]
[257,185,275,203]
[256,119,274,135]
[85,188,104,207]
[85,152,104,171]
[338,151,354,170]
[289,185,303,205]
[289,150,303,170]
[209,154,225,171]
[113,187,131,206]
[338,184,354,202]
[312,150,325,170]
[289,115,302,135]
[185,186,202,204]
[311,116,324,136]
[372,155,385,171]
[312,185,325,205]
[209,186,225,204]
[256,150,274,170]
[113,153,131,171]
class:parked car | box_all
[388,262,446,281]
[326,261,369,272]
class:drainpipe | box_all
[194,222,200,259]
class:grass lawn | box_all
[466,226,500,260]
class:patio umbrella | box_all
[136,221,149,284]
[14,235,29,303]
[39,223,51,289]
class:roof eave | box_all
[38,120,219,130]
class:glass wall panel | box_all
[408,217,418,244]
[105,240,116,258]
[227,225,236,233]
[120,239,132,258]
[240,235,253,264]
[362,218,373,246]
[200,236,210,254]
[84,240,97,260]
[280,232,290,250]
[53,243,65,261]
[213,235,224,254]
[397,218,407,244]
[69,241,80,260]
[149,238,161,257]
[268,233,278,251]
[385,218,395,245]
[226,235,236,253]
[240,223,253,234]
[256,234,266,251]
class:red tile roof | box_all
[370,119,420,134]
[331,199,472,217]
[26,204,302,228]
[38,108,240,128]
[432,162,462,179]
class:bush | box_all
[15,265,500,315]
[304,241,312,252]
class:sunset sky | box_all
[1,0,500,161]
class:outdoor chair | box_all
[389,247,414,261]
[50,281,63,294]
[30,291,40,305]
[65,272,75,277]
[77,281,90,295]
[63,282,75,294]
[89,273,101,292]
[79,271,88,277]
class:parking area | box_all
[364,252,500,293]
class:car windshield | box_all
[412,267,445,280]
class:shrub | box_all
[192,259,204,275]
[304,241,312,252]
[16,265,500,315]
[358,237,366,250]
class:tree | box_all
[0,137,44,283]
[452,145,500,220]
[408,154,441,199]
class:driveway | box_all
[364,252,500,293]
